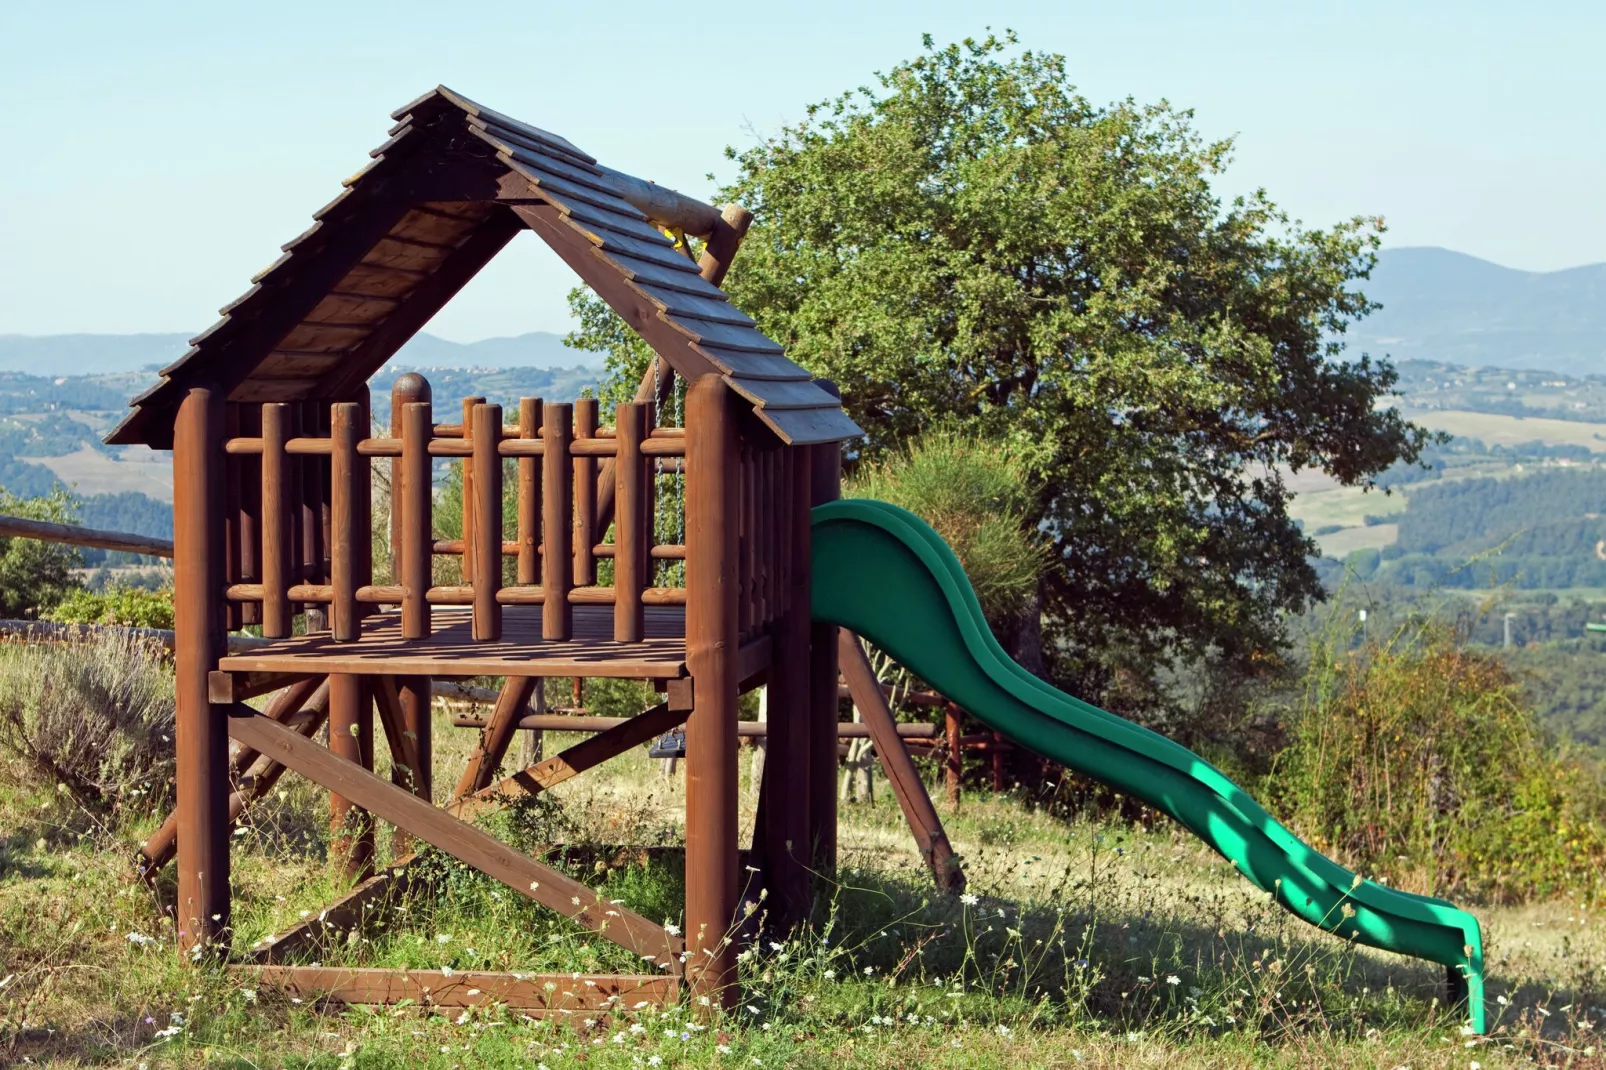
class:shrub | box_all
[1269,625,1606,903]
[0,487,82,618]
[0,633,175,817]
[846,427,1044,620]
[47,585,174,629]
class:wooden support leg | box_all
[329,674,375,883]
[838,632,964,894]
[945,703,963,807]
[454,676,539,800]
[173,384,229,955]
[685,376,739,1008]
[398,675,432,802]
[808,437,842,884]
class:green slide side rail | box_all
[810,498,1486,1032]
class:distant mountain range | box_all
[5,246,1603,378]
[0,330,601,375]
[1350,248,1606,377]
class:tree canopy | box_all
[568,32,1431,711]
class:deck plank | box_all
[219,605,687,678]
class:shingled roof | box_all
[107,86,860,450]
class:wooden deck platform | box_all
[218,605,690,678]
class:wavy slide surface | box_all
[810,499,1486,1032]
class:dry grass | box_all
[1,639,1604,1066]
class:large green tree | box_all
[568,33,1430,712]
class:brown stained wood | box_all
[808,438,842,880]
[634,283,748,326]
[837,632,964,894]
[328,674,376,883]
[235,965,675,1015]
[693,346,817,383]
[472,403,504,641]
[542,402,573,640]
[450,702,684,823]
[683,375,739,1007]
[359,236,453,274]
[724,377,847,412]
[260,403,292,636]
[251,353,345,379]
[696,203,754,288]
[371,675,422,795]
[451,713,937,740]
[401,400,432,639]
[140,676,326,876]
[613,403,646,642]
[752,405,864,448]
[517,398,542,585]
[304,292,402,325]
[207,670,313,704]
[0,514,173,558]
[318,262,422,299]
[388,374,430,584]
[225,708,683,965]
[665,315,783,355]
[330,404,361,641]
[572,399,598,588]
[453,676,539,800]
[461,396,484,586]
[173,384,229,954]
[273,323,374,354]
[386,207,481,247]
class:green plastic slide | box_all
[810,498,1486,1032]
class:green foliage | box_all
[846,426,1044,619]
[0,487,82,618]
[1269,625,1606,903]
[47,584,174,629]
[77,490,173,566]
[0,632,174,816]
[571,32,1433,708]
[1395,469,1606,556]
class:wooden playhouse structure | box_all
[107,86,962,1012]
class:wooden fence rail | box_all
[0,514,174,558]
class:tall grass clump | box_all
[847,426,1044,619]
[0,633,174,817]
[1270,623,1606,903]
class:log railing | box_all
[214,377,739,646]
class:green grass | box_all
[3,662,1606,1065]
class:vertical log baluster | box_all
[173,384,228,956]
[472,402,504,642]
[390,374,431,583]
[224,405,243,631]
[460,396,484,584]
[238,404,262,627]
[301,402,328,632]
[807,431,843,880]
[685,375,739,1008]
[331,402,360,642]
[401,400,433,640]
[328,674,375,883]
[614,402,646,642]
[573,397,598,587]
[518,398,543,586]
[542,402,574,640]
[261,402,292,638]
[355,386,373,622]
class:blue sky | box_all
[1,0,1601,342]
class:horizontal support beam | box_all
[234,965,675,1015]
[451,713,939,739]
[223,436,685,459]
[0,513,174,558]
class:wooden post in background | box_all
[400,400,432,641]
[685,375,739,1007]
[517,398,542,586]
[330,402,361,642]
[614,402,646,642]
[542,402,573,641]
[390,374,431,583]
[398,675,433,806]
[573,397,597,588]
[760,444,813,929]
[472,402,503,641]
[807,408,843,882]
[328,674,375,883]
[173,383,230,956]
[260,402,291,638]
[460,396,484,584]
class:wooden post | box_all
[760,444,813,928]
[460,396,484,585]
[401,400,433,640]
[390,374,431,583]
[697,203,755,288]
[573,397,597,587]
[239,404,262,627]
[945,703,962,807]
[302,402,329,633]
[542,402,573,640]
[398,676,433,805]
[684,375,739,1007]
[355,386,373,620]
[517,398,542,586]
[224,405,243,632]
[614,402,646,642]
[331,402,361,642]
[473,403,503,641]
[260,402,292,638]
[328,674,375,883]
[807,435,842,881]
[173,384,229,956]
